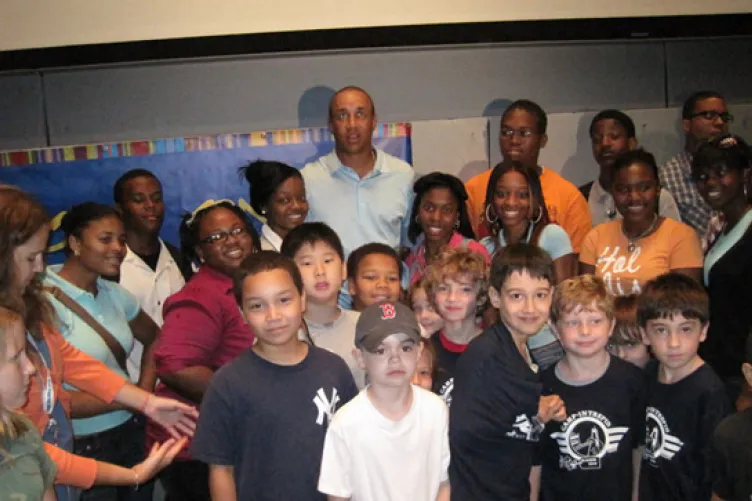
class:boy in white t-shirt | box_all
[318,301,451,501]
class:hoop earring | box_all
[485,204,498,224]
[415,214,421,224]
[530,208,542,224]
[454,218,460,229]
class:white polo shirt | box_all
[119,239,186,381]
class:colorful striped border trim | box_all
[0,123,411,167]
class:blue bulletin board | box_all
[0,124,412,262]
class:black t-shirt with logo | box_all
[430,331,467,407]
[639,361,732,501]
[449,323,543,501]
[710,408,752,501]
[191,347,358,500]
[538,356,647,501]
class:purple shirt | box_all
[148,265,254,458]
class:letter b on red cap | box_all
[379,303,396,320]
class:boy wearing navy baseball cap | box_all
[318,301,451,501]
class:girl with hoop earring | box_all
[480,162,576,283]
[480,162,575,370]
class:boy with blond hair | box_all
[422,247,488,405]
[637,273,731,501]
[534,275,646,501]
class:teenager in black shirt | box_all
[449,243,565,501]
[636,273,732,501]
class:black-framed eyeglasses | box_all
[689,111,734,123]
[200,227,247,245]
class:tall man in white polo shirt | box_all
[113,169,191,381]
[302,86,415,306]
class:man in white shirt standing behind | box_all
[113,169,191,381]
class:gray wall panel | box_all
[0,73,45,150]
[43,41,665,146]
[666,38,752,106]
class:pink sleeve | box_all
[468,240,491,264]
[155,297,222,375]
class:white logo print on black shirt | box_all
[643,406,684,464]
[551,410,628,471]
[313,387,340,425]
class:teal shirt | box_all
[0,414,57,501]
[43,264,140,436]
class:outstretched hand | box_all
[131,437,188,485]
[143,395,199,439]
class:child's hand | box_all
[131,437,188,485]
[143,395,199,439]
[537,395,566,424]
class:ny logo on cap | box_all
[379,303,396,320]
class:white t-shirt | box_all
[318,386,450,501]
[306,309,365,389]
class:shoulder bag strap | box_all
[44,285,128,372]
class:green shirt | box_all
[0,414,57,501]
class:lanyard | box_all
[26,333,55,415]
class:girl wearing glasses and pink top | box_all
[150,200,260,501]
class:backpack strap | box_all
[44,285,128,372]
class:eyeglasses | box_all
[200,226,247,245]
[500,127,536,139]
[689,111,734,123]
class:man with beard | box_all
[113,169,192,381]
[581,109,680,226]
[660,91,733,235]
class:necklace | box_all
[623,213,659,253]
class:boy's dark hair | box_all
[346,243,402,280]
[612,148,659,180]
[503,99,548,135]
[280,222,344,261]
[636,273,709,327]
[407,172,475,244]
[682,90,725,119]
[113,168,161,205]
[589,109,636,139]
[612,294,641,344]
[233,251,304,305]
[489,243,554,291]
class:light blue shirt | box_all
[43,265,139,436]
[302,148,415,258]
[480,223,573,260]
[704,209,752,285]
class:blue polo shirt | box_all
[43,265,139,436]
[302,148,415,258]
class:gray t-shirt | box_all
[306,309,365,389]
[0,414,57,501]
[191,346,358,501]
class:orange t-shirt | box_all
[465,166,592,252]
[579,218,703,296]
